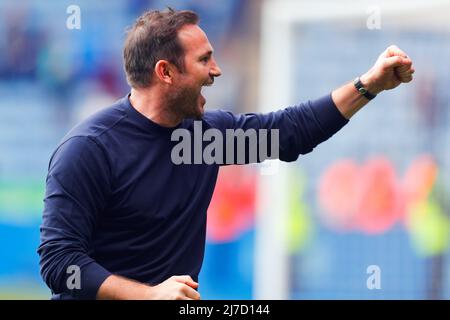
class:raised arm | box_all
[332,45,414,119]
[205,45,414,164]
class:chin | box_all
[193,110,204,120]
[183,108,203,120]
[194,103,206,119]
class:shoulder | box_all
[50,135,108,170]
[48,96,129,173]
[62,96,129,143]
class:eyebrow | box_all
[200,50,213,58]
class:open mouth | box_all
[198,79,214,109]
[203,77,215,87]
[199,86,206,107]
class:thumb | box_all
[173,275,199,289]
[383,56,412,70]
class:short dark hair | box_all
[123,8,199,88]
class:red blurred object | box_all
[354,157,404,234]
[317,159,359,231]
[318,157,405,234]
[403,154,437,205]
[207,166,257,243]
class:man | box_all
[37,8,414,300]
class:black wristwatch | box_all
[354,77,377,100]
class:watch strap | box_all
[354,77,377,100]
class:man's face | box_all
[170,24,222,119]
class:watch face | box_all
[359,87,367,94]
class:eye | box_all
[200,56,210,64]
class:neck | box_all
[129,87,183,128]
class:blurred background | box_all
[0,0,449,299]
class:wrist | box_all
[144,284,157,299]
[360,72,383,95]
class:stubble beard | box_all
[168,84,204,121]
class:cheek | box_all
[177,75,196,89]
[192,63,209,77]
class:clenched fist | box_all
[360,45,415,94]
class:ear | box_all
[154,60,174,84]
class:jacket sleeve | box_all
[205,93,349,164]
[37,136,112,299]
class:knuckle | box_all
[388,44,398,52]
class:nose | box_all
[210,58,222,78]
